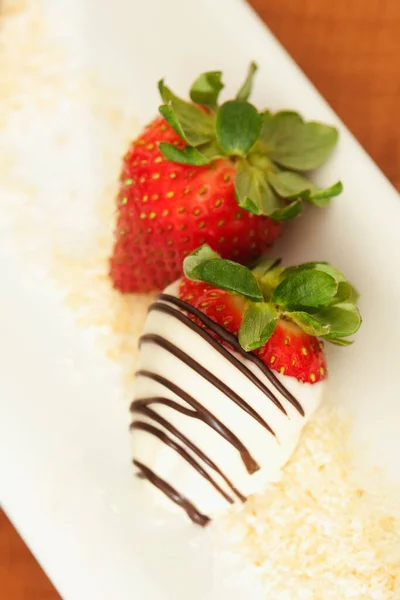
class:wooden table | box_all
[1,1,399,599]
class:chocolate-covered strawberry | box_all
[131,246,361,525]
[111,64,341,292]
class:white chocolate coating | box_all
[131,283,325,522]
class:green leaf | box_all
[333,281,359,304]
[267,171,342,207]
[236,61,258,102]
[190,71,224,110]
[234,160,281,215]
[322,337,354,347]
[216,100,262,157]
[272,269,338,309]
[159,140,223,166]
[305,181,343,207]
[158,79,175,103]
[239,302,278,351]
[250,256,281,278]
[184,246,263,302]
[257,262,285,301]
[313,303,362,338]
[267,171,310,198]
[284,262,346,281]
[235,196,260,215]
[282,263,359,304]
[192,261,263,302]
[269,200,303,221]
[287,311,331,336]
[159,143,210,166]
[196,140,225,161]
[158,80,215,147]
[159,103,214,147]
[183,244,220,277]
[260,111,339,171]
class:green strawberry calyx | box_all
[158,63,342,221]
[183,245,362,351]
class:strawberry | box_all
[255,321,326,382]
[179,279,327,383]
[178,245,362,384]
[178,279,245,337]
[110,117,281,293]
[111,64,341,293]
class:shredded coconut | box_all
[217,404,400,599]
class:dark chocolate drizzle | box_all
[132,293,305,526]
[133,371,259,475]
[159,293,304,416]
[133,460,210,527]
[148,301,287,416]
[132,400,246,502]
[132,421,235,503]
[139,333,276,437]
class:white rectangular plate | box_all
[1,1,399,599]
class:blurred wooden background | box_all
[1,1,399,599]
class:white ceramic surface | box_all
[1,1,399,599]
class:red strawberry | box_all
[178,279,245,337]
[256,321,326,383]
[179,279,327,383]
[110,65,341,293]
[110,117,282,293]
